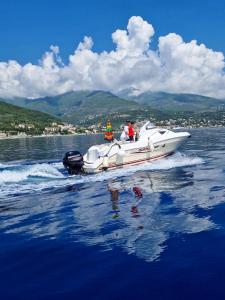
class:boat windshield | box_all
[138,121,156,136]
[146,122,156,130]
[137,121,155,130]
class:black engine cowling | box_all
[63,151,84,175]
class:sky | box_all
[0,0,225,99]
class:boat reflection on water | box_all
[0,167,218,263]
[102,169,213,262]
[108,169,194,220]
[108,179,143,219]
[108,182,120,219]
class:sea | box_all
[0,128,225,300]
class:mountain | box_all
[0,101,61,134]
[117,90,225,112]
[2,89,225,129]
[2,91,141,124]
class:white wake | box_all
[0,152,203,199]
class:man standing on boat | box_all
[120,120,130,141]
[128,121,135,141]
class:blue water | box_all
[0,129,225,299]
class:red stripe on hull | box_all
[100,151,174,171]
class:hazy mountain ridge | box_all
[117,90,225,112]
[2,90,225,127]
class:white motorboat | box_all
[63,121,191,174]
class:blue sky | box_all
[0,0,225,64]
[0,0,225,99]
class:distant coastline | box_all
[0,132,95,140]
[1,125,224,141]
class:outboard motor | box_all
[63,151,84,175]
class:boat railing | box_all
[100,142,121,158]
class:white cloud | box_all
[112,16,154,57]
[0,15,225,99]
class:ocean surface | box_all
[0,129,225,300]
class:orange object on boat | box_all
[104,120,114,141]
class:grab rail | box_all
[100,142,121,158]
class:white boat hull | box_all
[83,135,189,174]
[63,122,191,175]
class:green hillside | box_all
[3,91,140,124]
[0,101,61,135]
[118,91,225,112]
[2,90,225,129]
[4,90,225,118]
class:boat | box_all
[63,121,191,175]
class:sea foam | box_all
[0,152,203,199]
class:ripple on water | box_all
[0,152,203,199]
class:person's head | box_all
[126,120,130,125]
[131,121,135,127]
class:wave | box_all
[0,152,203,199]
[88,152,204,182]
[0,162,17,169]
[0,163,64,184]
